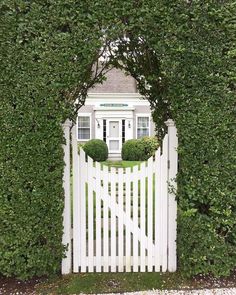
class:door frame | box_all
[106,119,122,154]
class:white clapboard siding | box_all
[70,121,178,273]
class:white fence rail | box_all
[62,119,178,273]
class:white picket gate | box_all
[61,119,178,274]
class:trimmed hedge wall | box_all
[0,1,103,279]
[105,1,236,276]
[1,0,235,280]
[0,98,66,279]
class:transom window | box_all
[78,116,91,140]
[137,116,150,138]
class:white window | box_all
[78,116,91,140]
[137,116,150,138]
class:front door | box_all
[107,120,121,153]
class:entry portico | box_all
[78,93,154,159]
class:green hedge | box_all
[83,139,108,162]
[0,1,104,279]
[1,0,235,280]
[105,1,236,277]
[0,96,66,279]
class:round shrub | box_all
[139,136,159,161]
[83,139,108,162]
[122,139,143,161]
[122,137,159,161]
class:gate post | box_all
[62,119,72,274]
[165,119,178,272]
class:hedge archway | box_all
[1,1,235,279]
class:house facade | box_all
[77,68,155,159]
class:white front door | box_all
[107,120,122,153]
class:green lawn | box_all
[101,160,142,169]
[37,272,191,294]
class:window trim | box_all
[77,113,92,141]
[136,114,151,139]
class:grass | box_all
[101,160,142,169]
[37,272,190,294]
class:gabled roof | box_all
[89,68,137,94]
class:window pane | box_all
[78,128,90,140]
[137,128,149,138]
[138,117,149,128]
[78,116,90,128]
[109,140,119,150]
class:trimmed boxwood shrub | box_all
[122,139,144,161]
[83,139,108,162]
[139,136,159,160]
[122,136,159,161]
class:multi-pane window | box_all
[78,116,90,140]
[137,116,149,138]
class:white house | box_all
[77,68,155,159]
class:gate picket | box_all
[87,157,94,272]
[80,149,87,272]
[118,168,124,272]
[125,167,131,272]
[103,165,109,271]
[95,162,102,271]
[140,162,146,272]
[147,156,153,271]
[155,149,161,271]
[132,165,139,272]
[110,167,116,271]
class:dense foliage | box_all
[83,139,108,162]
[104,1,236,276]
[122,137,158,161]
[1,0,235,279]
[122,139,143,161]
[0,1,106,279]
[139,136,159,160]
